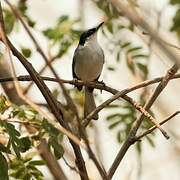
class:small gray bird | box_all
[72,22,104,120]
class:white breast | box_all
[74,41,104,82]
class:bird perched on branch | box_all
[72,22,104,120]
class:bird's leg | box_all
[73,78,83,91]
[72,78,79,87]
[97,80,106,93]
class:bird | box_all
[72,22,104,120]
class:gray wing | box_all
[72,47,82,90]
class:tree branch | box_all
[1,73,180,92]
[1,74,180,137]
[38,139,68,180]
[135,111,180,141]
[0,3,89,179]
[107,64,178,179]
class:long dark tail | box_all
[84,87,98,120]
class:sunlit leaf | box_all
[21,48,32,58]
[107,66,115,71]
[136,63,148,76]
[3,9,16,34]
[28,160,45,166]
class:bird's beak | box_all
[96,22,104,31]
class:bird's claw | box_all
[98,80,106,93]
[72,78,79,87]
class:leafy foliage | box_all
[42,119,64,159]
[42,15,81,59]
[17,0,36,28]
[21,47,32,58]
[106,96,155,153]
[3,9,16,34]
[0,94,64,178]
[93,1,149,80]
[0,94,11,113]
[9,155,44,180]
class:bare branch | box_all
[1,73,180,92]
[135,111,180,140]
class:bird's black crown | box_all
[79,28,97,45]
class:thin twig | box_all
[24,55,58,94]
[135,111,180,140]
[62,157,80,174]
[82,91,169,139]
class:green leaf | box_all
[42,119,61,137]
[52,89,60,99]
[49,137,64,159]
[127,46,142,53]
[132,54,149,59]
[117,131,121,143]
[136,142,142,155]
[106,113,122,121]
[5,123,20,137]
[0,95,9,113]
[3,9,16,34]
[11,141,21,159]
[116,50,121,62]
[170,8,180,39]
[126,53,135,74]
[108,120,121,129]
[57,15,69,24]
[17,0,27,14]
[0,143,11,153]
[121,42,131,48]
[21,48,32,58]
[28,160,45,166]
[26,17,36,28]
[146,136,155,147]
[0,152,8,180]
[19,137,31,152]
[107,66,115,71]
[106,22,113,33]
[136,63,148,76]
[170,0,180,5]
[43,28,58,40]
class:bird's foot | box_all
[73,78,83,91]
[72,78,79,86]
[97,80,106,93]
